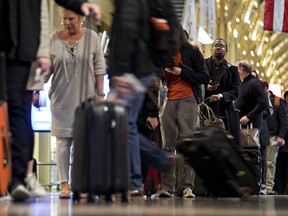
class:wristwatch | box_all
[98,92,106,97]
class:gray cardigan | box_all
[48,29,106,137]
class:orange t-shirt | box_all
[166,51,194,100]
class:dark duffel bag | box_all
[177,127,259,198]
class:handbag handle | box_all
[199,102,217,120]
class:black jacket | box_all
[266,94,288,138]
[0,0,87,62]
[179,43,209,104]
[234,74,268,129]
[108,0,159,78]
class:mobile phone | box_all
[145,121,153,130]
[210,81,219,85]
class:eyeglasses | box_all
[213,44,226,48]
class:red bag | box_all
[143,141,159,197]
[0,102,11,196]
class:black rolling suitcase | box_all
[72,99,129,202]
[177,127,259,198]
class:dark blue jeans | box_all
[6,59,34,188]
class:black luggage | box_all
[72,99,129,202]
[177,127,259,198]
[193,174,210,197]
[240,148,261,195]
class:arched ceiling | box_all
[216,0,288,93]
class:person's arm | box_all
[92,32,106,100]
[278,99,288,138]
[55,0,101,20]
[37,0,52,73]
[220,65,240,103]
[146,83,159,130]
[179,45,209,85]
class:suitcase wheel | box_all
[105,193,113,203]
[87,193,95,203]
[72,192,80,203]
[121,191,129,203]
[240,187,252,201]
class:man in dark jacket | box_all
[205,38,241,147]
[266,91,288,194]
[0,0,101,202]
[234,60,268,129]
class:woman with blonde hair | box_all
[47,7,106,199]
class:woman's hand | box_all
[96,95,105,102]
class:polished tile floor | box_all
[1,193,288,216]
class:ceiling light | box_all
[233,29,238,38]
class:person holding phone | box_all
[205,38,241,147]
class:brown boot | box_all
[59,182,70,199]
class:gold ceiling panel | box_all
[217,0,288,93]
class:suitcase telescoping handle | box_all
[79,12,94,105]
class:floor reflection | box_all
[1,193,288,216]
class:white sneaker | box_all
[10,184,31,201]
[183,188,195,198]
[25,173,47,197]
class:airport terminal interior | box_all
[2,0,288,215]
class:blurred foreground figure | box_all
[0,0,101,202]
[108,0,178,196]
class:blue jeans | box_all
[127,75,168,190]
